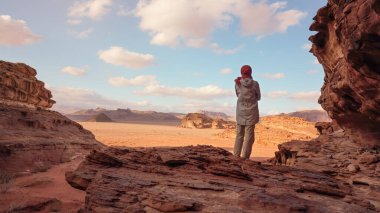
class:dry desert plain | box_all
[80,118,318,160]
[0,118,318,212]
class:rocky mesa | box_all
[180,113,235,129]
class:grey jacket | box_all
[235,78,261,125]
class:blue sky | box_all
[0,0,327,115]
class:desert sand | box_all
[0,158,85,212]
[80,122,279,160]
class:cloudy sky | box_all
[1,0,326,115]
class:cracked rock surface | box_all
[66,145,376,213]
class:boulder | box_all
[315,122,341,135]
[180,113,213,128]
[180,113,235,129]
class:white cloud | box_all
[307,69,320,75]
[71,28,93,38]
[235,1,307,37]
[290,91,320,101]
[263,90,320,102]
[259,72,285,79]
[220,68,233,75]
[51,87,150,113]
[302,43,312,50]
[134,0,306,47]
[209,43,242,55]
[136,84,232,100]
[98,46,155,69]
[0,15,41,46]
[108,75,157,87]
[62,66,88,76]
[313,58,319,64]
[68,0,112,20]
[179,101,235,116]
[67,19,82,25]
[265,91,289,98]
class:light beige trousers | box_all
[234,124,255,159]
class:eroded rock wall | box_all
[0,61,56,109]
[0,60,103,174]
[309,0,380,147]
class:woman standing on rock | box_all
[234,65,261,159]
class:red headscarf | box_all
[235,65,252,85]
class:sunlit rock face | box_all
[0,60,56,109]
[0,60,103,174]
[309,0,380,147]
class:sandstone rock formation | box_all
[0,60,103,174]
[271,128,380,211]
[196,110,231,121]
[180,113,213,128]
[0,60,56,109]
[66,145,377,212]
[180,113,235,129]
[217,116,318,146]
[309,0,380,147]
[315,121,341,135]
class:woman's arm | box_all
[234,77,241,97]
[235,84,240,97]
[256,82,261,101]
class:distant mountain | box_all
[196,110,231,121]
[281,110,331,122]
[86,113,113,122]
[66,108,181,123]
[71,107,107,115]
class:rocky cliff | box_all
[0,61,103,174]
[309,0,380,147]
[0,60,55,109]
